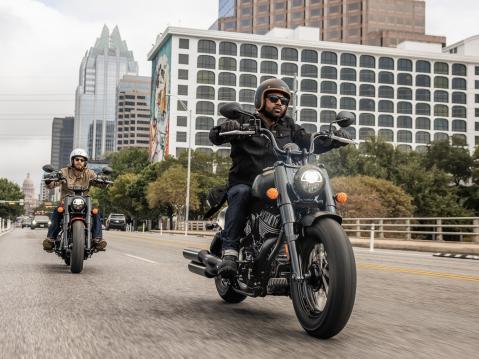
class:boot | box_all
[218,255,238,279]
[93,238,107,251]
[42,238,54,252]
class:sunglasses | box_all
[266,94,289,106]
[74,157,85,163]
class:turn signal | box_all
[266,188,279,200]
[335,192,348,204]
[92,208,99,215]
[57,207,64,213]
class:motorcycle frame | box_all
[61,195,92,254]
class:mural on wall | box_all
[149,37,172,161]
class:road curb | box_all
[433,253,479,260]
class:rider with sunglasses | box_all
[209,77,351,278]
[43,148,108,252]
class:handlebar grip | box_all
[330,134,358,145]
[219,130,256,136]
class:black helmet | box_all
[254,78,291,112]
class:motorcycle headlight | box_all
[32,220,36,225]
[72,197,86,211]
[293,166,325,198]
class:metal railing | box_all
[0,218,12,233]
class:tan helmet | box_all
[254,78,291,112]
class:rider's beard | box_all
[262,107,285,122]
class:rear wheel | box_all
[291,218,356,339]
[215,277,247,304]
[70,221,85,274]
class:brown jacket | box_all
[46,166,102,201]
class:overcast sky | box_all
[0,0,477,195]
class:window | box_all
[452,78,466,90]
[319,81,335,94]
[434,76,449,89]
[378,129,393,141]
[452,92,466,104]
[379,86,394,99]
[397,130,412,143]
[378,115,394,127]
[196,117,214,130]
[416,60,431,73]
[340,68,356,81]
[240,43,258,57]
[451,134,467,145]
[341,53,357,66]
[178,53,189,64]
[219,72,236,86]
[261,46,278,59]
[452,64,467,76]
[301,50,318,63]
[300,109,317,122]
[345,127,356,139]
[239,74,257,88]
[218,87,236,101]
[197,55,215,69]
[359,99,375,111]
[321,51,337,65]
[281,63,298,76]
[301,94,317,107]
[340,97,356,110]
[178,85,188,96]
[179,38,189,49]
[359,113,375,126]
[320,96,337,109]
[434,132,449,141]
[197,70,215,84]
[398,87,412,100]
[301,64,318,77]
[260,61,277,74]
[198,40,216,54]
[239,89,255,103]
[434,62,449,75]
[195,132,211,146]
[397,102,412,114]
[416,103,430,116]
[452,106,466,118]
[416,131,430,144]
[281,48,298,61]
[398,59,412,72]
[219,42,237,55]
[452,119,467,132]
[416,75,430,87]
[282,77,294,89]
[359,128,375,140]
[320,110,336,123]
[359,84,375,97]
[300,79,317,92]
[302,123,317,133]
[379,57,394,70]
[178,69,188,80]
[177,132,187,142]
[476,122,479,131]
[196,101,214,115]
[340,82,356,95]
[434,90,448,103]
[219,57,236,71]
[321,66,337,79]
[360,55,375,68]
[416,89,430,102]
[397,73,412,86]
[379,71,394,84]
[434,104,449,117]
[378,100,394,113]
[416,117,430,130]
[240,59,257,73]
[359,70,375,83]
[177,116,187,127]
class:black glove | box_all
[219,120,240,133]
[332,128,352,148]
[45,180,52,185]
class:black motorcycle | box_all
[183,103,357,339]
[42,165,112,273]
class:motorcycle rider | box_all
[209,77,351,278]
[42,148,109,252]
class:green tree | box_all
[0,178,24,219]
[107,148,150,179]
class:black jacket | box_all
[209,115,340,188]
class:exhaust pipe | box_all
[188,262,216,278]
[183,248,221,278]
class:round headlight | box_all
[294,166,325,198]
[72,197,86,211]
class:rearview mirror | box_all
[102,166,113,175]
[335,111,355,127]
[42,164,54,173]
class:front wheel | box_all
[291,218,356,339]
[70,221,85,274]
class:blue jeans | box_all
[47,208,102,240]
[221,184,251,253]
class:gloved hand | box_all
[219,120,241,133]
[332,128,352,148]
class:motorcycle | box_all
[183,103,357,339]
[42,164,113,273]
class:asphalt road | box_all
[0,228,478,359]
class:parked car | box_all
[105,213,126,231]
[31,215,50,229]
[21,217,32,228]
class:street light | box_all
[166,94,192,236]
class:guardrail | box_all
[0,218,12,233]
[176,217,479,242]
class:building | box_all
[116,75,151,150]
[51,117,74,169]
[38,180,49,203]
[147,26,479,159]
[22,173,37,214]
[74,25,138,160]
[211,0,445,47]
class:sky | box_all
[0,0,477,195]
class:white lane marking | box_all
[124,254,158,264]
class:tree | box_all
[107,148,150,179]
[0,178,24,220]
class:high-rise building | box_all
[74,25,138,160]
[115,75,152,150]
[211,0,445,47]
[51,117,74,169]
[148,27,479,159]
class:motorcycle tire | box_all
[215,277,247,304]
[290,218,356,339]
[70,221,85,274]
[64,256,70,266]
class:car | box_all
[105,213,126,231]
[21,217,32,228]
[31,215,50,229]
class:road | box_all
[0,228,478,359]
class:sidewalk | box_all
[151,230,479,255]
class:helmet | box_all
[254,78,291,112]
[70,148,88,164]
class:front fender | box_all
[300,211,342,227]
